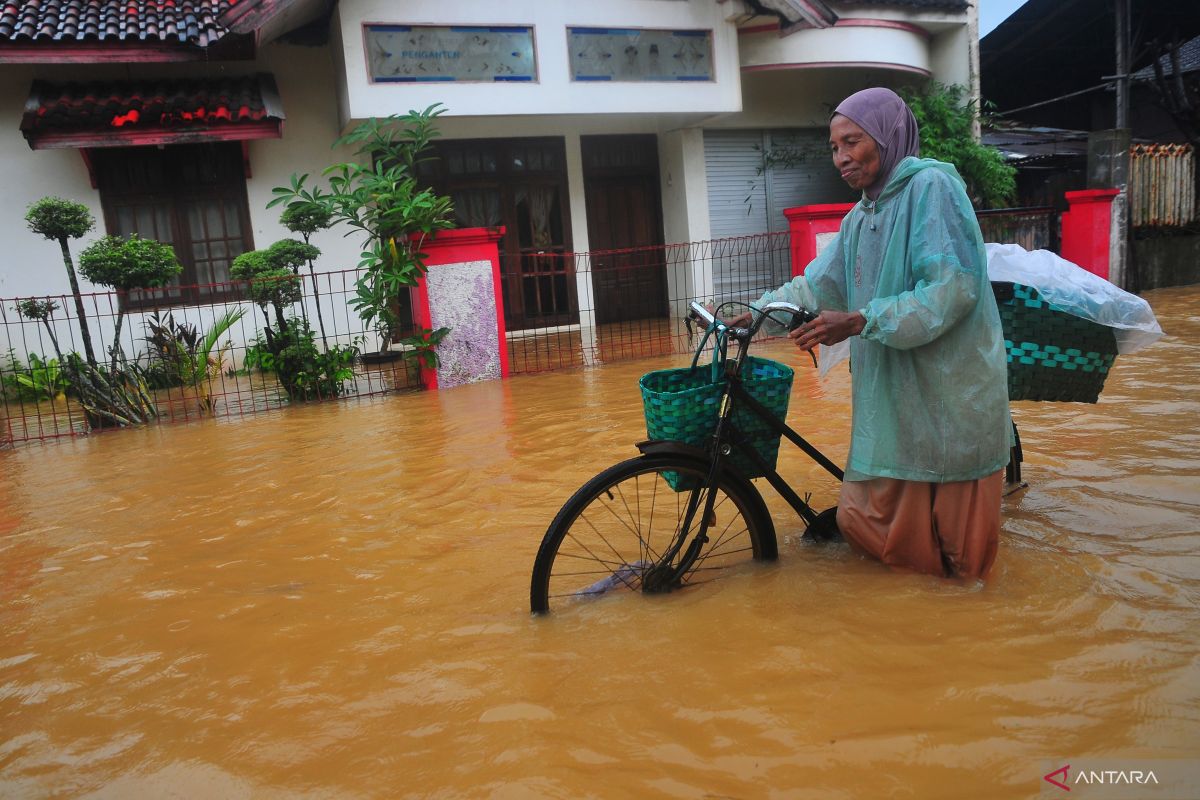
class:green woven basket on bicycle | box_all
[640,356,794,487]
[991,282,1118,403]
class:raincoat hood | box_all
[871,157,966,204]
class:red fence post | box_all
[411,226,508,390]
[783,203,855,277]
[1060,189,1119,280]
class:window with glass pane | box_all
[90,143,254,308]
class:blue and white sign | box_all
[366,25,537,83]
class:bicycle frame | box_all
[645,301,845,590]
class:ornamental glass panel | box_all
[365,24,536,83]
[568,27,713,82]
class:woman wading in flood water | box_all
[733,87,1012,579]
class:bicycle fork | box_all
[642,393,734,594]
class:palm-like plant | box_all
[176,308,247,413]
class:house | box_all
[0,0,977,358]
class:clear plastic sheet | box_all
[985,243,1164,354]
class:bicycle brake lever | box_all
[787,309,817,331]
[787,310,820,369]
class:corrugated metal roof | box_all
[1131,34,1200,81]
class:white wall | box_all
[335,0,742,125]
[0,43,363,362]
[738,24,931,75]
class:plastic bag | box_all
[985,243,1163,354]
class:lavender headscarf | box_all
[833,88,921,200]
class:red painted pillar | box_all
[410,226,507,390]
[783,203,854,277]
[1060,189,1119,280]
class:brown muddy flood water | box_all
[2,287,1199,799]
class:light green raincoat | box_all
[756,156,1012,483]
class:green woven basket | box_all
[640,356,794,486]
[992,282,1118,403]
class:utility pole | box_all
[1115,0,1130,129]
[1113,0,1132,289]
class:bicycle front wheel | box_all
[530,453,777,614]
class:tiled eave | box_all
[0,35,254,63]
[21,73,285,150]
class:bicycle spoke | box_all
[534,455,775,613]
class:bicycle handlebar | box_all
[687,300,814,339]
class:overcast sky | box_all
[979,0,1029,37]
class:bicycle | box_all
[530,300,846,614]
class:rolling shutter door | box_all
[703,129,779,306]
[704,129,856,307]
[765,130,858,232]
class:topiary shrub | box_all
[24,197,98,365]
[79,234,181,370]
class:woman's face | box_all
[829,114,881,191]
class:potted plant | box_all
[269,104,455,365]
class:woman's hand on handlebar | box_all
[722,310,753,328]
[789,310,866,352]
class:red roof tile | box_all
[21,73,285,148]
[0,1,239,46]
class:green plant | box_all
[15,289,157,429]
[253,318,358,401]
[899,83,1017,209]
[269,105,455,356]
[13,352,68,402]
[14,298,65,361]
[232,251,303,330]
[280,200,335,349]
[25,197,99,366]
[180,308,248,413]
[267,238,321,274]
[398,326,451,371]
[242,334,273,374]
[79,234,182,371]
[140,311,200,389]
[62,354,158,429]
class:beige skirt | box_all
[835,470,1004,579]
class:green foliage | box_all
[398,326,451,371]
[140,311,200,388]
[242,334,272,373]
[899,83,1016,209]
[266,238,321,273]
[13,299,65,362]
[13,352,67,401]
[280,201,333,237]
[63,354,157,429]
[251,268,303,310]
[252,318,358,401]
[78,234,181,291]
[25,197,94,241]
[232,251,303,312]
[268,105,455,353]
[2,351,69,402]
[139,308,245,404]
[230,249,272,280]
[14,298,59,322]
